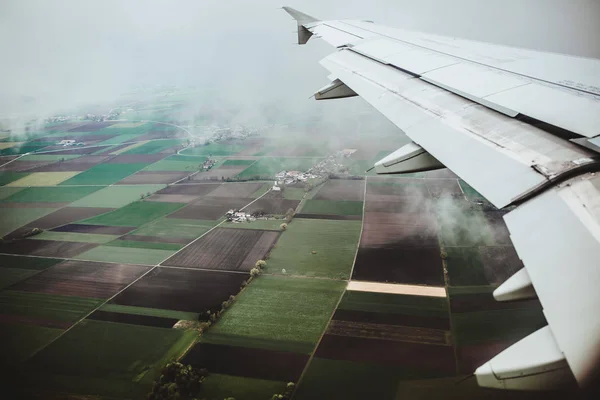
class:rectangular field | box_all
[69,184,166,208]
[130,217,216,239]
[11,260,151,299]
[120,139,183,154]
[79,201,185,227]
[0,207,56,237]
[52,223,136,235]
[30,231,120,244]
[206,182,265,198]
[2,186,102,203]
[314,179,365,201]
[87,310,178,329]
[111,267,247,314]
[6,172,81,186]
[27,319,197,399]
[168,197,253,220]
[180,142,246,156]
[0,254,62,270]
[20,207,114,230]
[0,239,98,258]
[300,199,363,217]
[162,228,279,271]
[75,246,175,265]
[0,323,63,366]
[243,198,300,215]
[59,163,148,185]
[98,303,199,321]
[143,155,207,172]
[200,276,346,354]
[30,155,111,172]
[265,219,362,279]
[199,374,287,400]
[116,171,190,185]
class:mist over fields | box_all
[1,0,599,126]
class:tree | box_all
[280,223,287,231]
[250,267,261,277]
[255,260,267,269]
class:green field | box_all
[266,219,362,279]
[0,186,25,199]
[75,245,175,265]
[201,275,345,354]
[295,358,443,400]
[80,201,185,227]
[130,217,216,238]
[200,374,287,400]
[0,291,103,323]
[19,154,81,161]
[338,290,450,318]
[121,139,182,154]
[300,199,363,216]
[0,268,39,289]
[2,186,102,203]
[452,306,546,346]
[0,323,63,366]
[221,159,255,166]
[445,247,489,286]
[97,133,145,145]
[0,207,56,236]
[143,155,206,171]
[180,142,246,156]
[0,172,30,186]
[236,157,322,179]
[59,163,148,185]
[0,254,62,270]
[70,184,166,208]
[7,171,82,186]
[30,231,120,244]
[99,304,199,321]
[282,187,305,200]
[105,239,183,251]
[27,320,197,398]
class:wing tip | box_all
[282,6,320,24]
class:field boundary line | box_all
[347,177,367,281]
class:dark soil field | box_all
[87,310,177,328]
[118,234,191,245]
[315,334,456,374]
[22,207,114,230]
[1,202,68,209]
[243,198,300,215]
[162,228,279,271]
[352,246,444,285]
[455,340,515,374]
[183,342,309,381]
[364,200,433,214]
[111,267,247,314]
[156,183,220,196]
[105,154,169,164]
[0,314,71,329]
[145,194,199,203]
[116,171,189,185]
[31,156,111,172]
[326,319,449,345]
[206,182,264,198]
[168,197,253,220]
[315,180,365,201]
[294,214,361,221]
[48,145,111,155]
[11,260,150,299]
[188,168,245,181]
[0,240,98,258]
[480,246,523,284]
[449,291,541,314]
[359,221,439,248]
[52,224,136,235]
[0,160,52,172]
[424,179,464,198]
[68,122,116,131]
[333,309,450,330]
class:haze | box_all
[1,0,599,117]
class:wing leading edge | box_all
[283,6,600,392]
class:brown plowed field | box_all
[315,334,456,373]
[243,198,300,215]
[456,340,514,374]
[52,224,136,235]
[105,154,169,164]
[0,240,97,258]
[116,171,189,184]
[333,309,450,330]
[183,342,308,382]
[118,234,191,245]
[31,156,111,172]
[425,179,463,198]
[68,121,116,131]
[364,200,433,214]
[359,226,438,248]
[326,320,449,345]
[188,168,244,181]
[206,182,264,198]
[0,314,71,329]
[168,197,254,220]
[157,183,220,196]
[48,145,111,155]
[11,260,150,299]
[110,267,246,314]
[87,310,177,328]
[23,207,114,230]
[481,246,524,285]
[315,180,365,201]
[1,202,68,208]
[294,214,362,221]
[162,228,279,271]
[0,160,51,172]
[146,194,199,203]
[352,247,444,285]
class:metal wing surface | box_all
[283,6,600,391]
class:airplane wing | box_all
[283,6,600,391]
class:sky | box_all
[0,0,599,117]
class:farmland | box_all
[0,97,552,400]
